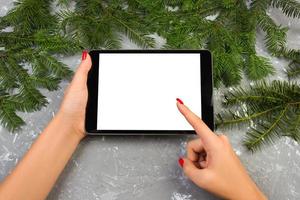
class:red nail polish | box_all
[178,158,184,167]
[176,98,184,105]
[82,50,88,60]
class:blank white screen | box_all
[97,53,201,130]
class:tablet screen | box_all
[97,53,201,130]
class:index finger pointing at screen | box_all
[176,98,218,146]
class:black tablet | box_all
[85,50,213,135]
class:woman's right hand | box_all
[176,98,267,200]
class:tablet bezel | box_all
[85,49,214,135]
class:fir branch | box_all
[2,0,56,34]
[29,76,61,91]
[58,10,121,49]
[58,2,155,49]
[34,30,82,54]
[245,55,275,80]
[243,106,288,151]
[282,49,300,61]
[271,0,300,19]
[251,0,271,11]
[217,80,300,151]
[0,32,34,48]
[7,58,48,112]
[0,100,25,132]
[223,93,284,106]
[111,14,155,49]
[57,0,71,6]
[286,60,300,79]
[284,109,300,141]
[256,12,287,55]
[0,0,79,131]
[36,52,73,79]
[216,106,281,127]
[0,59,19,89]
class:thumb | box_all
[180,158,210,188]
[72,51,92,85]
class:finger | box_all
[71,52,92,86]
[199,160,208,168]
[219,134,230,145]
[187,138,205,162]
[176,101,218,146]
[198,152,208,169]
[181,158,209,187]
[199,153,205,162]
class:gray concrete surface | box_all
[0,1,300,199]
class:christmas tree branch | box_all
[243,105,288,151]
[217,80,300,151]
[216,106,281,126]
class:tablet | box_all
[85,50,213,135]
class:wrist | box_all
[230,182,267,200]
[54,112,86,142]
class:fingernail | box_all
[178,157,184,168]
[176,98,184,105]
[81,50,88,60]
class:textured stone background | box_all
[0,1,299,199]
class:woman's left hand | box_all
[58,51,91,140]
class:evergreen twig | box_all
[0,0,80,131]
[217,81,300,151]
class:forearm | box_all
[0,112,82,200]
[231,184,267,200]
[230,169,268,200]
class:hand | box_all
[57,51,91,140]
[176,98,267,200]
